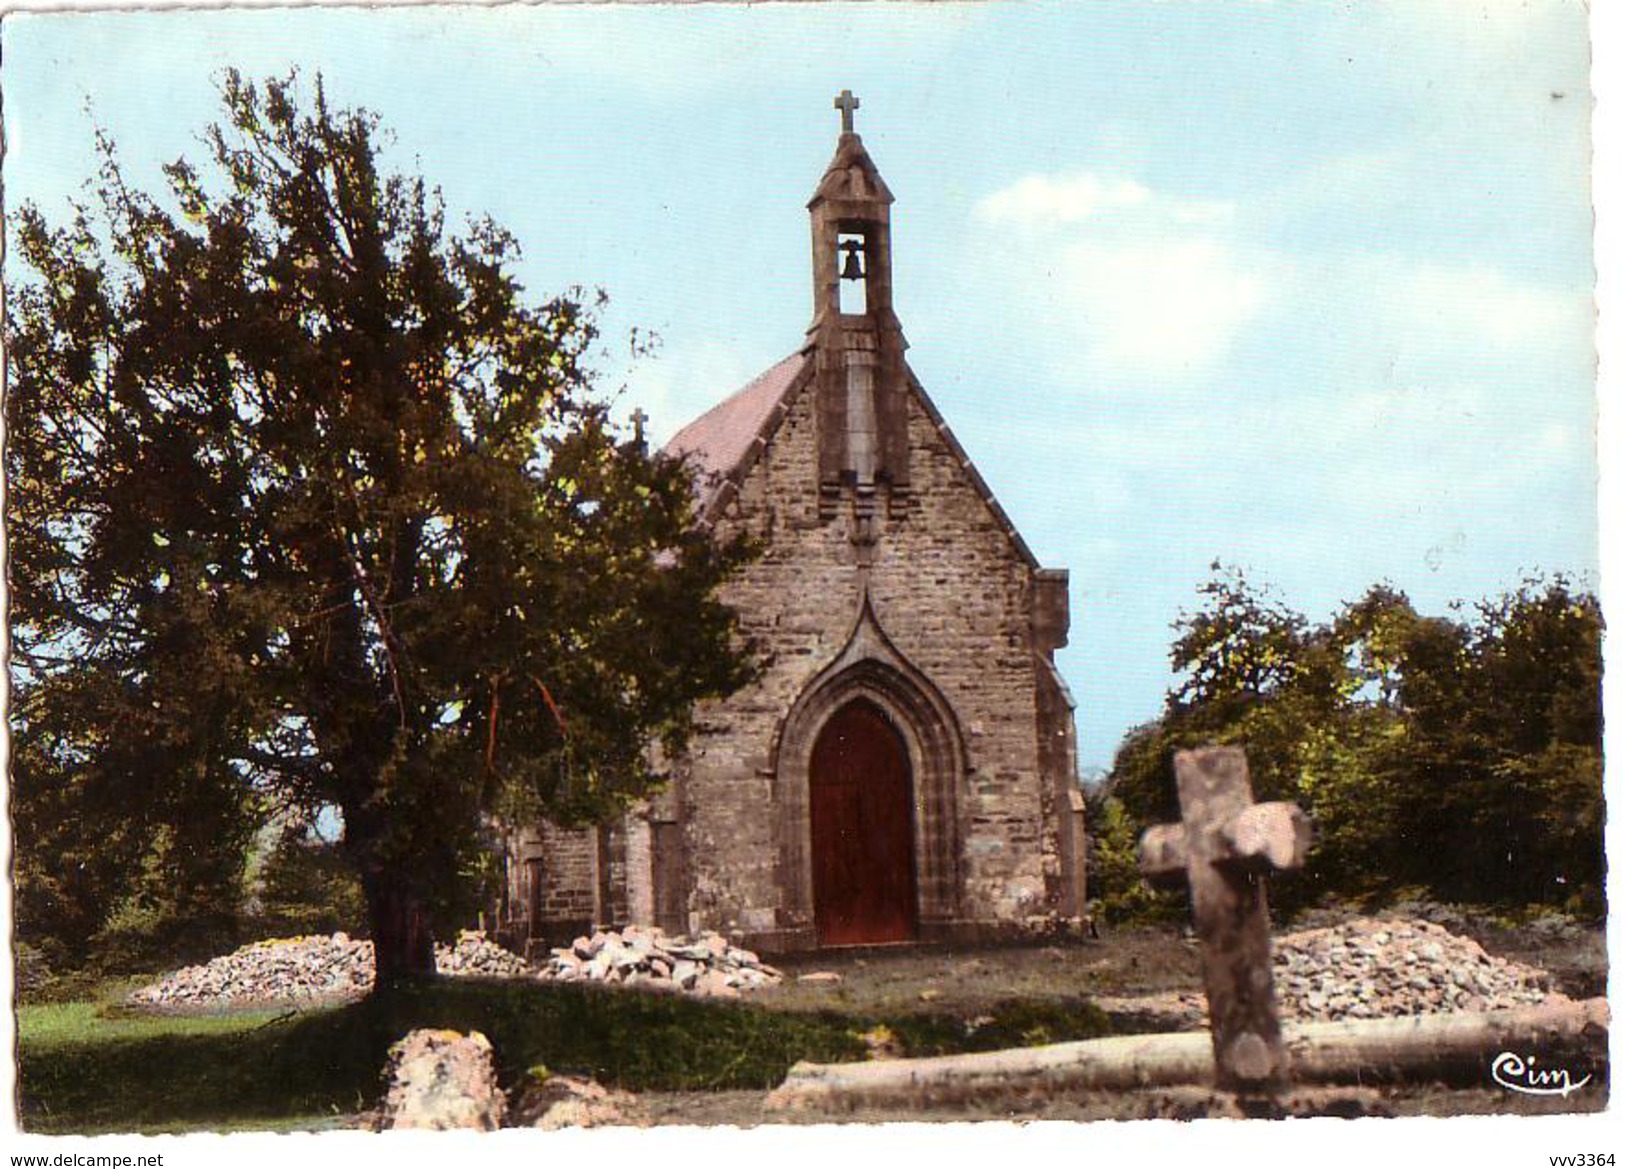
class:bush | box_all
[1084,793,1183,926]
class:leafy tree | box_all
[1332,576,1603,907]
[7,72,756,979]
[1170,562,1309,715]
[1112,564,1333,823]
[1099,566,1604,918]
[1445,578,1601,906]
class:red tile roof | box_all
[664,351,809,516]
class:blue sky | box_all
[3,1,1597,776]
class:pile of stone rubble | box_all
[1097,917,1556,1029]
[535,924,782,996]
[1272,917,1552,1021]
[439,930,534,978]
[129,930,530,1008]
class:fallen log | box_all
[763,996,1609,1113]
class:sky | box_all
[1,0,1599,777]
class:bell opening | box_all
[837,232,868,315]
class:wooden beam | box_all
[762,997,1609,1113]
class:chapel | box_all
[500,93,1086,953]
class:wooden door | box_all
[810,700,918,945]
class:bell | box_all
[840,240,865,281]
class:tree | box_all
[1170,562,1310,716]
[1445,577,1602,907]
[1112,564,1332,823]
[1101,565,1604,917]
[7,72,757,979]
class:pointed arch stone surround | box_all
[770,593,967,946]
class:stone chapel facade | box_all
[499,99,1086,954]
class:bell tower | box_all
[807,91,911,523]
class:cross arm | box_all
[1137,823,1190,888]
[1137,801,1311,887]
[1217,801,1312,874]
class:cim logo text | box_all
[1491,1051,1593,1097]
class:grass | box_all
[20,999,292,1046]
[16,975,1112,1134]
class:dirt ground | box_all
[632,917,1609,1126]
[754,913,1607,1026]
[633,1083,1609,1126]
[758,929,1204,1015]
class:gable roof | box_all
[664,350,810,521]
[662,351,1041,570]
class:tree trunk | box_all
[764,997,1610,1113]
[365,872,437,984]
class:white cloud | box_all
[971,169,1266,382]
[1058,236,1267,378]
[976,170,1234,233]
[1272,251,1596,409]
[977,173,1151,227]
[1538,421,1577,454]
[455,3,989,99]
[1384,260,1588,350]
[1012,241,1594,535]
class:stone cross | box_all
[834,89,861,134]
[630,407,649,446]
[1138,746,1311,1094]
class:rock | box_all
[1271,916,1559,1023]
[532,927,781,996]
[145,919,793,1007]
[128,931,530,1008]
[510,1071,640,1130]
[436,930,532,978]
[701,932,731,958]
[377,1030,504,1131]
[694,968,740,998]
[797,971,843,984]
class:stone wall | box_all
[503,821,600,949]
[673,364,1075,948]
[1037,659,1088,920]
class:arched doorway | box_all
[809,700,919,945]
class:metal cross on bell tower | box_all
[833,89,861,134]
